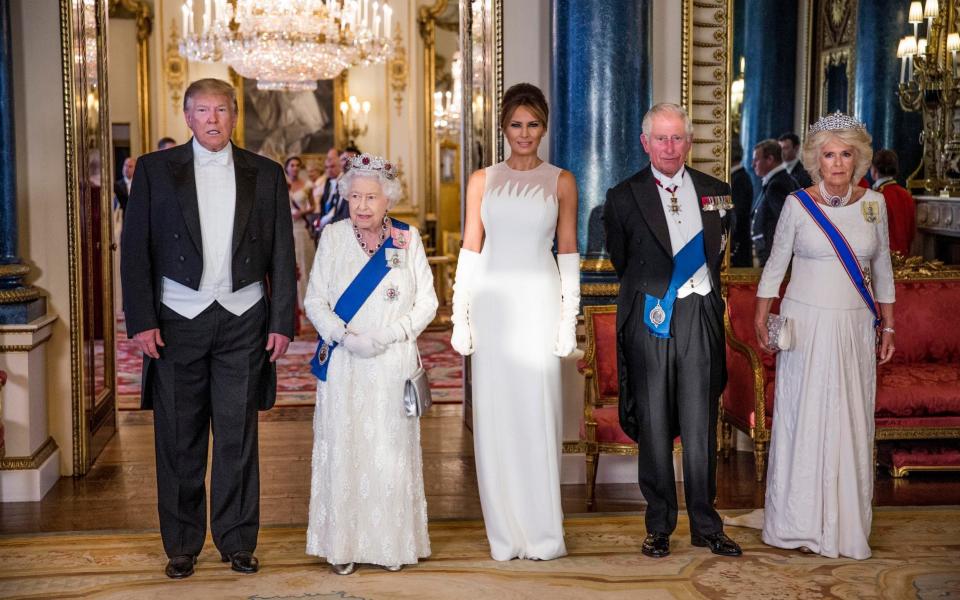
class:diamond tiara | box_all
[808,111,866,135]
[348,153,397,179]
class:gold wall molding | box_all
[165,19,187,115]
[0,437,58,471]
[582,283,620,297]
[814,0,858,117]
[682,0,731,180]
[0,287,42,303]
[389,27,407,117]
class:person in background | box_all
[157,137,177,150]
[730,139,754,267]
[286,155,316,309]
[113,156,136,216]
[869,149,916,256]
[751,139,799,266]
[778,133,813,188]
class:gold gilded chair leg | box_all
[753,441,767,482]
[585,450,598,511]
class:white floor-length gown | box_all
[757,190,895,560]
[471,161,567,561]
[304,219,437,567]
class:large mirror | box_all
[63,0,118,474]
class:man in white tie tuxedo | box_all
[121,78,296,579]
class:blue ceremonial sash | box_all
[794,190,880,325]
[643,230,707,338]
[310,219,410,381]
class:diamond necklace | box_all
[818,181,853,207]
[354,216,390,256]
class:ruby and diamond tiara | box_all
[348,153,397,179]
[808,111,866,135]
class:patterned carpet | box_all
[116,316,463,410]
[1,508,958,599]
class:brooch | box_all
[385,248,405,269]
[316,341,330,365]
[390,227,408,249]
[701,195,734,212]
[861,200,879,223]
[385,285,400,302]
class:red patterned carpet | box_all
[116,316,462,410]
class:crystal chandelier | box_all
[179,0,394,91]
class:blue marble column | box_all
[739,0,797,170]
[550,0,652,258]
[854,0,922,183]
[0,0,42,324]
[0,0,17,272]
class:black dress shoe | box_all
[165,555,197,579]
[641,532,671,558]
[220,551,260,573]
[691,531,743,556]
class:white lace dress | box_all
[471,161,567,561]
[304,219,437,566]
[757,190,895,560]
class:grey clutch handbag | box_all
[766,314,793,351]
[404,346,432,418]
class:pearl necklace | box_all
[818,181,853,207]
[354,216,390,256]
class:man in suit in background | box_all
[121,78,296,580]
[751,139,798,266]
[778,132,813,188]
[729,139,754,267]
[604,103,741,560]
[113,156,136,215]
[157,136,177,150]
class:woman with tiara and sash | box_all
[753,113,896,559]
[304,154,437,575]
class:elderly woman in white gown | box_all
[304,154,437,575]
[754,113,896,560]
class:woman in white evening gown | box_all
[754,113,896,560]
[451,83,580,561]
[285,155,315,310]
[304,154,437,575]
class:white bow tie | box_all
[198,151,229,167]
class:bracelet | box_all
[881,327,895,334]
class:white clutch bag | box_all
[766,314,793,351]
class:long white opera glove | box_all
[450,248,480,355]
[554,253,581,357]
[341,331,386,358]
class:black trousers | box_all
[621,291,726,537]
[153,300,266,558]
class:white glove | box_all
[341,331,386,358]
[368,322,406,347]
[450,248,480,356]
[554,253,580,357]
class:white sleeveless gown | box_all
[471,161,567,561]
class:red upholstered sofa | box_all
[722,263,960,481]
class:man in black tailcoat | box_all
[121,78,296,579]
[603,103,742,559]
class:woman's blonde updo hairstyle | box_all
[801,127,874,185]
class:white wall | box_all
[11,0,74,475]
[107,18,141,156]
[502,0,551,161]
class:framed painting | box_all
[232,71,345,162]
